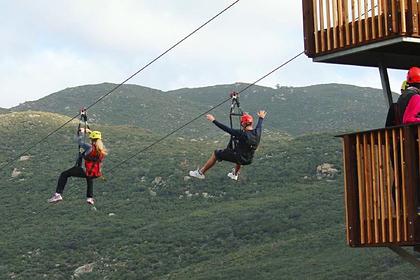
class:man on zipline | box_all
[189,110,266,181]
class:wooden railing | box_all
[303,0,420,57]
[341,124,420,247]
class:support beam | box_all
[312,37,420,69]
[388,246,420,268]
[379,64,393,107]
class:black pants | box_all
[56,166,94,198]
[214,148,240,164]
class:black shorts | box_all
[214,149,240,164]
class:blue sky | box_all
[0,0,406,108]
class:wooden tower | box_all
[302,0,420,264]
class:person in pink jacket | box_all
[396,67,420,216]
[398,67,420,124]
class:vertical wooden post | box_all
[326,0,332,50]
[365,0,370,40]
[319,0,326,51]
[418,0,420,36]
[343,135,361,246]
[404,126,418,244]
[344,0,351,45]
[378,0,384,37]
[358,0,364,41]
[364,134,373,243]
[400,127,408,241]
[392,129,401,242]
[416,126,420,243]
[356,134,366,244]
[408,0,419,35]
[391,0,398,33]
[370,132,380,243]
[352,0,357,43]
[314,0,320,52]
[371,0,377,38]
[385,0,394,34]
[400,0,407,34]
[384,0,390,36]
[385,129,394,242]
[338,0,345,47]
[303,0,316,56]
[333,0,339,48]
[378,131,387,242]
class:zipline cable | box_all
[6,51,304,233]
[106,51,305,174]
[0,0,240,173]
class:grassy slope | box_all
[0,112,417,279]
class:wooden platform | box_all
[339,124,420,247]
[303,0,420,69]
[302,0,420,250]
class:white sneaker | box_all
[227,169,239,181]
[189,169,205,180]
[86,198,95,205]
[48,193,63,203]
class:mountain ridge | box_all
[12,82,394,136]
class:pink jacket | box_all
[403,94,420,124]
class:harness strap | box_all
[85,152,103,178]
[75,108,89,167]
[86,160,100,178]
[228,92,243,150]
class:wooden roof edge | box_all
[335,123,420,138]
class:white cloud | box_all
[0,50,122,107]
[0,0,410,108]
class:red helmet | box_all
[240,113,253,126]
[407,67,420,84]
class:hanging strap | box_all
[228,92,243,150]
[75,108,89,167]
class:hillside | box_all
[167,83,395,135]
[13,83,393,136]
[0,107,8,114]
[0,111,417,279]
[13,83,208,136]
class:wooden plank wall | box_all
[343,125,419,246]
[303,0,420,56]
[343,135,361,246]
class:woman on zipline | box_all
[48,128,107,205]
[189,110,266,181]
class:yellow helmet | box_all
[401,80,408,91]
[89,131,102,140]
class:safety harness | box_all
[84,147,103,178]
[76,108,89,167]
[226,92,261,165]
[228,92,243,150]
[74,108,103,178]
